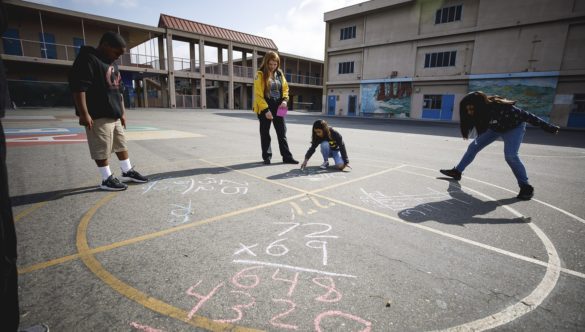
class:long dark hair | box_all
[311,119,332,144]
[459,91,516,138]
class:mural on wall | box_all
[469,77,558,120]
[361,81,412,117]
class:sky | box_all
[28,0,369,60]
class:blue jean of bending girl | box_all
[455,122,528,186]
[320,141,344,166]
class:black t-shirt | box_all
[68,46,124,119]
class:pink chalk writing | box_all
[231,266,261,289]
[314,311,372,332]
[186,281,224,320]
[313,277,342,303]
[130,322,164,332]
[270,299,298,330]
[213,291,255,324]
[272,268,299,297]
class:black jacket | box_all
[487,104,554,133]
[305,128,349,163]
[69,46,124,119]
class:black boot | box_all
[517,184,534,200]
[439,168,462,180]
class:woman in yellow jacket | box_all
[253,51,299,165]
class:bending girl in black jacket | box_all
[440,91,559,200]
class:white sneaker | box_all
[320,161,329,169]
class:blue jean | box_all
[320,141,344,166]
[455,123,529,186]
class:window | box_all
[424,51,456,68]
[423,95,442,109]
[2,28,22,56]
[338,61,354,74]
[340,26,356,40]
[435,5,462,24]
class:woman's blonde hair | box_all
[258,51,281,97]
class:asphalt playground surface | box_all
[4,108,585,331]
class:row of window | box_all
[337,50,456,75]
[2,28,84,58]
[338,4,463,42]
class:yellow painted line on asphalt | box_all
[74,191,269,331]
[19,161,406,274]
[19,191,306,275]
[14,202,48,222]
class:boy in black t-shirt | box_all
[69,32,148,190]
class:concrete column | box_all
[165,32,176,108]
[228,43,234,110]
[142,78,148,108]
[199,39,206,109]
[189,41,196,72]
[218,46,225,109]
[158,36,166,70]
[252,50,258,109]
[158,36,169,107]
[322,22,330,114]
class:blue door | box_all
[440,94,454,120]
[422,94,454,120]
[348,95,357,116]
[328,95,336,115]
[2,28,22,55]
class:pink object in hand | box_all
[277,106,288,117]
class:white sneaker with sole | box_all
[320,161,329,169]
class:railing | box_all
[173,57,249,77]
[173,57,198,72]
[284,73,322,86]
[233,65,254,78]
[118,53,162,70]
[1,37,161,70]
[175,94,200,108]
[1,36,79,61]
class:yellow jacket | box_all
[253,70,289,114]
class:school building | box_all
[0,0,324,111]
[323,0,585,128]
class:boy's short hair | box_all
[99,31,126,48]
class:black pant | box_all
[258,98,293,161]
[0,121,19,331]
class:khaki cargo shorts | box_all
[85,118,128,160]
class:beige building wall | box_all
[326,86,360,116]
[363,43,414,79]
[471,24,567,74]
[561,23,585,70]
[411,84,469,120]
[418,0,480,34]
[327,52,362,83]
[363,5,419,44]
[324,0,585,126]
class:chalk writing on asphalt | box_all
[180,197,372,330]
[359,187,471,215]
[142,177,249,195]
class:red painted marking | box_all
[6,133,87,147]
